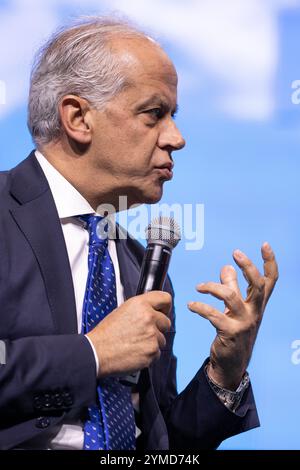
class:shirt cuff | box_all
[85,335,99,376]
[204,364,250,413]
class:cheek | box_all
[117,128,159,165]
[94,115,159,172]
[120,121,156,146]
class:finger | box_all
[154,311,172,333]
[188,301,225,329]
[143,291,172,316]
[157,330,167,350]
[261,242,279,285]
[232,249,265,305]
[153,349,161,362]
[261,242,279,306]
[219,266,242,314]
[220,265,242,295]
[196,282,245,316]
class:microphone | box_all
[120,216,181,386]
[136,216,181,294]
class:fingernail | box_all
[225,264,235,271]
[197,283,205,290]
[188,301,194,308]
[234,249,244,260]
[263,241,272,251]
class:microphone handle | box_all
[119,243,172,386]
[136,243,172,293]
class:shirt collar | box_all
[35,150,95,219]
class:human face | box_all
[90,38,185,207]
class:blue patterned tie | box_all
[78,214,136,450]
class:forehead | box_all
[111,37,178,105]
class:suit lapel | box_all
[9,152,78,334]
[115,233,141,301]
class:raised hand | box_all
[188,242,279,390]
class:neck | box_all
[40,143,127,212]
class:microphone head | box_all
[146,216,181,249]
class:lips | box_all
[155,162,174,180]
[159,162,174,172]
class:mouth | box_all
[154,162,174,181]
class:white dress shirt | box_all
[26,150,139,449]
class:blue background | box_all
[0,0,299,449]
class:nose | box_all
[157,119,185,152]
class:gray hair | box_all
[27,16,152,147]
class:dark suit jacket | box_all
[0,152,259,450]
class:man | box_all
[0,17,278,450]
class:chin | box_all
[132,192,162,206]
[143,187,164,204]
[130,181,165,205]
[145,195,162,204]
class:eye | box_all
[145,108,164,120]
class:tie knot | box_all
[78,214,109,247]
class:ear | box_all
[59,95,93,144]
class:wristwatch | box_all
[205,364,250,412]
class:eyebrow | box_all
[136,94,179,115]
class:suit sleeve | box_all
[0,334,97,419]
[159,277,260,450]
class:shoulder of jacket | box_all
[0,171,9,192]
